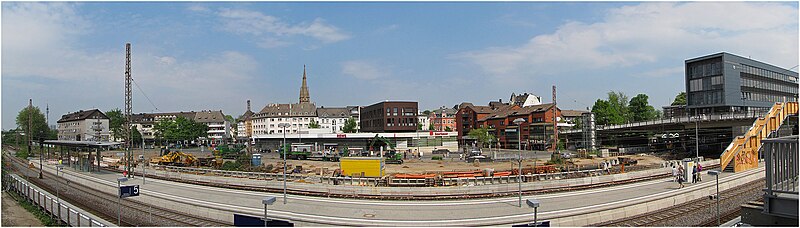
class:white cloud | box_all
[2,2,263,129]
[455,2,798,78]
[341,61,388,80]
[639,66,684,79]
[187,5,210,13]
[216,8,350,47]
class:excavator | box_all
[368,134,403,164]
[150,147,198,167]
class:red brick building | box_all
[476,103,561,150]
[456,102,507,144]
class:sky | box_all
[2,1,798,130]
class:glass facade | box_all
[686,53,799,115]
[740,64,798,103]
[687,57,725,106]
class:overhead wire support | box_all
[124,43,133,177]
[131,78,159,112]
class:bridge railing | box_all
[561,111,768,134]
[761,135,798,218]
[763,136,798,194]
[720,102,798,172]
[3,173,112,227]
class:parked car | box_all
[432,148,450,154]
[560,152,576,159]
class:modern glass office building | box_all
[685,52,798,115]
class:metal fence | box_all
[561,111,767,134]
[763,135,798,194]
[4,174,111,227]
[761,135,798,218]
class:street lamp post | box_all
[117,177,128,226]
[143,136,146,184]
[526,199,541,227]
[695,116,699,160]
[56,164,63,225]
[708,170,720,226]
[278,123,291,204]
[513,118,526,208]
[262,196,276,227]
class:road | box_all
[26,156,763,226]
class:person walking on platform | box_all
[677,165,685,188]
[692,165,698,183]
[696,163,703,182]
[671,165,678,182]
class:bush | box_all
[221,161,242,171]
[431,156,442,160]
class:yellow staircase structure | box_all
[720,102,798,172]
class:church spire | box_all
[299,65,310,103]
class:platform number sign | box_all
[119,185,140,198]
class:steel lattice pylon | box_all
[124,43,132,177]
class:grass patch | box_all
[7,189,65,226]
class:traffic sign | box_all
[119,185,140,198]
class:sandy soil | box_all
[1,192,44,227]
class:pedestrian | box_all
[671,165,677,182]
[677,165,685,188]
[692,165,698,183]
[404,151,407,160]
[697,163,703,182]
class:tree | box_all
[131,126,142,145]
[467,126,496,148]
[428,123,434,131]
[153,116,207,143]
[422,110,431,115]
[629,94,658,122]
[591,91,629,125]
[342,117,358,133]
[445,126,452,132]
[309,119,321,128]
[671,92,687,106]
[16,105,49,141]
[417,123,423,130]
[106,109,125,141]
[572,117,583,130]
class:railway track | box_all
[3,153,228,227]
[594,178,764,227]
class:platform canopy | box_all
[42,140,122,148]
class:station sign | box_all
[119,185,140,198]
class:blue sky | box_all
[2,1,798,130]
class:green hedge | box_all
[431,156,443,160]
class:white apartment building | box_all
[317,107,350,133]
[252,103,317,135]
[57,109,111,141]
[130,110,230,144]
[418,112,430,130]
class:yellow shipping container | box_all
[340,157,384,177]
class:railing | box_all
[720,102,798,172]
[763,136,798,194]
[561,111,768,134]
[4,173,112,227]
[761,135,798,218]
